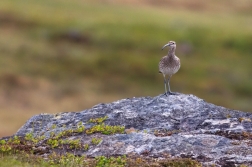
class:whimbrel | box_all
[159,41,180,96]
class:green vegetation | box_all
[76,121,85,133]
[67,139,82,149]
[0,153,202,167]
[86,123,125,135]
[0,117,203,166]
[0,134,202,167]
[89,116,108,124]
[0,133,203,166]
[46,138,60,148]
[0,118,126,166]
[11,116,123,152]
[48,116,123,149]
[95,155,126,167]
[0,135,201,166]
[51,124,57,130]
[25,132,39,143]
[87,116,125,135]
[0,152,86,167]
[83,144,89,151]
[91,137,102,145]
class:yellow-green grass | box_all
[0,0,251,137]
[0,153,202,167]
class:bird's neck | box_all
[168,46,176,57]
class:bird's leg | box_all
[167,75,171,93]
[163,75,168,96]
[167,75,176,95]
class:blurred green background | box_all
[0,0,251,137]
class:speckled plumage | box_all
[159,41,180,95]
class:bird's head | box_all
[162,41,176,50]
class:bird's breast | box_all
[159,56,180,75]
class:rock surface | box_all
[9,93,252,166]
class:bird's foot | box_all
[168,91,177,95]
[163,91,177,96]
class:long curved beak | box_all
[162,43,170,50]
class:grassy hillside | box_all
[0,0,251,137]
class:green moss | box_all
[0,140,203,167]
[46,138,60,148]
[0,136,22,154]
[86,123,125,135]
[89,116,108,124]
[76,122,85,133]
[66,139,82,149]
[95,155,126,167]
[91,137,102,145]
[51,124,57,129]
[240,164,248,167]
[83,144,89,151]
[24,133,45,144]
[57,129,74,138]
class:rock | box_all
[5,93,252,166]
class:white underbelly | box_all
[162,65,180,75]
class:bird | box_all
[159,41,180,96]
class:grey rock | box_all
[8,93,252,166]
